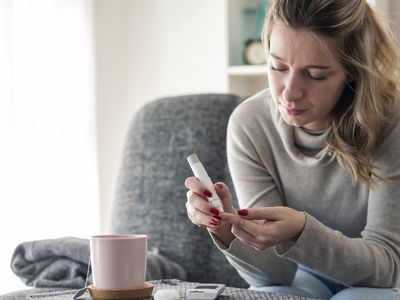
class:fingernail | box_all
[210,207,220,215]
[215,183,223,190]
[238,209,248,216]
[215,215,222,220]
[210,218,219,226]
[204,190,212,197]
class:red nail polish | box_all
[210,207,220,215]
[215,183,223,190]
[204,190,212,197]
[210,218,219,226]
[238,209,248,216]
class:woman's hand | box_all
[184,177,236,246]
[219,207,306,251]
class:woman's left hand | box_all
[219,207,306,251]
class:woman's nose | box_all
[282,76,304,103]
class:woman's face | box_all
[267,23,348,131]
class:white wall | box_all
[94,0,228,232]
[95,0,131,234]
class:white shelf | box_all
[228,65,267,76]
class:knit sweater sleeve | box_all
[209,96,297,287]
[275,117,400,288]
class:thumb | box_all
[214,182,234,213]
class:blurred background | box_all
[0,0,398,295]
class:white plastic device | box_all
[187,284,225,300]
[153,289,180,300]
[187,154,224,212]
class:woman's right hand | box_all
[184,177,236,246]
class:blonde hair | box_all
[263,0,400,187]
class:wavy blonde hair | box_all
[262,0,400,187]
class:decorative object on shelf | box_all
[242,0,270,65]
[244,38,265,65]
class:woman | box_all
[185,0,400,299]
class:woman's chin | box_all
[281,115,304,128]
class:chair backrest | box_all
[110,93,247,287]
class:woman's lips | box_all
[286,107,307,116]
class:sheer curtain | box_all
[0,0,99,294]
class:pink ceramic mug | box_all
[90,234,147,290]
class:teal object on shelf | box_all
[242,0,271,40]
[256,0,271,37]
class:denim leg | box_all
[251,285,323,298]
[291,267,333,299]
[251,268,333,300]
[330,287,400,300]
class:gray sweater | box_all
[212,89,400,288]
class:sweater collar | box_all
[293,126,329,150]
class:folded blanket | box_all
[11,237,186,288]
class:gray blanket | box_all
[11,237,186,288]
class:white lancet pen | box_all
[187,153,224,212]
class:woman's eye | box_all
[270,65,287,72]
[308,73,327,81]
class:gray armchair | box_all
[110,93,246,287]
[1,93,246,300]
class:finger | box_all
[237,207,281,221]
[186,190,222,217]
[186,204,198,224]
[214,182,235,213]
[231,225,266,251]
[219,212,261,234]
[187,203,221,228]
[185,176,213,199]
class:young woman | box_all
[185,0,400,299]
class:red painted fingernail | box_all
[210,207,220,215]
[238,209,248,216]
[215,183,223,190]
[215,215,222,220]
[210,218,219,226]
[204,190,212,197]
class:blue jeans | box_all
[250,266,400,300]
